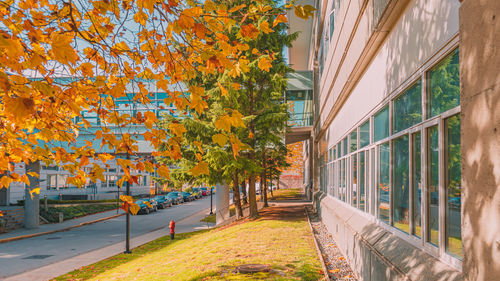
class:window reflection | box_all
[446,115,461,258]
[393,135,409,233]
[427,126,440,246]
[378,142,390,223]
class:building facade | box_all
[288,0,500,280]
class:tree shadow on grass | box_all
[53,230,209,281]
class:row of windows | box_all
[319,48,462,263]
[46,174,149,190]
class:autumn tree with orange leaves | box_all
[0,0,314,215]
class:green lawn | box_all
[54,209,322,281]
[271,189,303,201]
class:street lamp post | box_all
[209,186,213,215]
[124,153,131,254]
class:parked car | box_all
[191,188,202,199]
[145,198,159,212]
[181,191,195,202]
[199,187,209,196]
[135,199,154,214]
[166,192,184,204]
[153,195,173,209]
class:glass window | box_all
[329,10,335,38]
[393,81,422,133]
[446,115,461,258]
[351,155,357,207]
[342,137,348,156]
[47,175,57,190]
[350,130,358,152]
[412,132,422,238]
[393,135,409,233]
[360,120,370,148]
[428,49,460,118]
[427,125,440,246]
[341,159,346,202]
[359,151,366,211]
[57,175,68,189]
[374,106,389,142]
[337,144,341,158]
[378,142,390,223]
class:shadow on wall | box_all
[354,223,462,281]
[385,0,459,96]
[460,1,500,280]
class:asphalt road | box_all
[0,196,212,279]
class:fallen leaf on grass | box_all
[329,268,340,273]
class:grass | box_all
[40,204,118,223]
[201,205,236,223]
[54,208,323,281]
[270,189,303,201]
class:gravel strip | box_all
[307,207,358,281]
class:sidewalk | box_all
[3,208,215,281]
[0,208,125,244]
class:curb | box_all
[0,213,124,244]
[305,206,330,281]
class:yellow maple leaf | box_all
[214,115,232,132]
[259,21,273,34]
[169,123,187,137]
[51,33,79,65]
[29,188,40,199]
[189,161,209,177]
[129,203,140,215]
[157,165,170,179]
[218,82,228,96]
[240,24,259,39]
[273,14,287,27]
[294,5,316,20]
[258,56,272,72]
[190,93,208,114]
[212,134,228,147]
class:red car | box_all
[200,187,210,196]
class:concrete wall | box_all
[320,197,462,281]
[460,1,500,280]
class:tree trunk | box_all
[247,81,258,218]
[270,176,274,200]
[263,171,268,208]
[241,178,248,205]
[248,175,258,218]
[233,172,243,218]
[260,175,264,201]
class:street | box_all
[0,196,212,279]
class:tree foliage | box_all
[0,0,314,201]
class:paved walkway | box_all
[2,207,215,281]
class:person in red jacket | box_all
[169,220,175,240]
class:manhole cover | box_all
[23,255,53,260]
[235,264,270,274]
[46,237,61,240]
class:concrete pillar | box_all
[460,1,500,280]
[24,161,40,229]
[215,182,229,226]
[0,185,9,206]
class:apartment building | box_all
[288,0,499,280]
